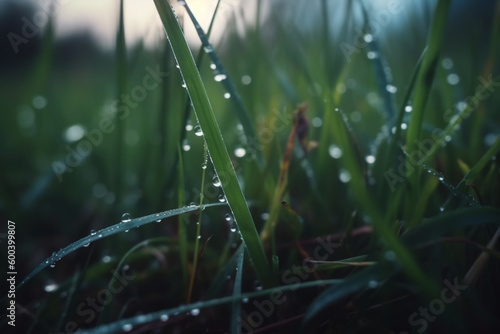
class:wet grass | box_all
[2,0,500,333]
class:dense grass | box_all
[1,0,500,333]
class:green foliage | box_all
[2,0,500,333]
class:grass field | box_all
[1,0,500,333]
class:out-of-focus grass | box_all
[1,0,500,333]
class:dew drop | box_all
[214,74,227,82]
[185,120,193,131]
[125,229,129,233]
[212,175,221,187]
[447,73,460,85]
[90,230,97,236]
[241,75,251,85]
[224,92,231,99]
[44,282,59,292]
[197,235,201,239]
[328,144,342,159]
[442,58,453,70]
[194,125,203,137]
[234,147,246,158]
[49,263,56,268]
[363,34,373,43]
[201,160,207,169]
[400,123,407,130]
[218,194,226,203]
[190,308,200,316]
[368,280,378,288]
[210,62,216,70]
[181,81,186,89]
[122,324,133,332]
[203,45,213,53]
[339,169,351,183]
[386,84,398,94]
[312,117,322,127]
[439,206,445,212]
[230,226,237,233]
[83,242,90,247]
[242,297,249,303]
[182,139,191,151]
[121,213,132,222]
[405,105,413,113]
[160,314,169,322]
[367,51,378,59]
[365,155,376,164]
[225,213,232,222]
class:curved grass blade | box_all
[402,207,500,248]
[153,0,272,288]
[77,278,341,334]
[421,93,500,164]
[302,264,391,328]
[13,203,224,292]
[206,243,244,299]
[98,237,171,325]
[181,1,265,169]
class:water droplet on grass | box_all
[218,194,226,203]
[386,84,398,94]
[405,105,413,113]
[203,45,213,53]
[214,74,227,82]
[224,92,231,99]
[447,73,460,85]
[44,282,59,292]
[83,242,90,247]
[328,144,342,159]
[194,125,203,136]
[121,213,132,222]
[363,34,373,43]
[190,308,200,316]
[212,175,221,187]
[241,75,251,85]
[122,324,133,332]
[234,147,246,157]
[365,155,376,164]
[182,139,191,151]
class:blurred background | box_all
[0,0,499,332]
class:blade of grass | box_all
[12,203,225,293]
[163,0,221,194]
[405,0,451,193]
[181,1,265,169]
[177,145,189,300]
[187,143,209,303]
[77,278,342,334]
[153,0,272,288]
[231,249,244,334]
[114,0,127,206]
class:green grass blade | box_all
[77,278,342,334]
[457,136,500,188]
[420,80,500,163]
[231,248,244,334]
[153,0,272,288]
[402,207,500,248]
[405,0,451,192]
[181,1,265,169]
[13,203,224,293]
[302,264,391,328]
[114,0,127,205]
[177,145,189,300]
